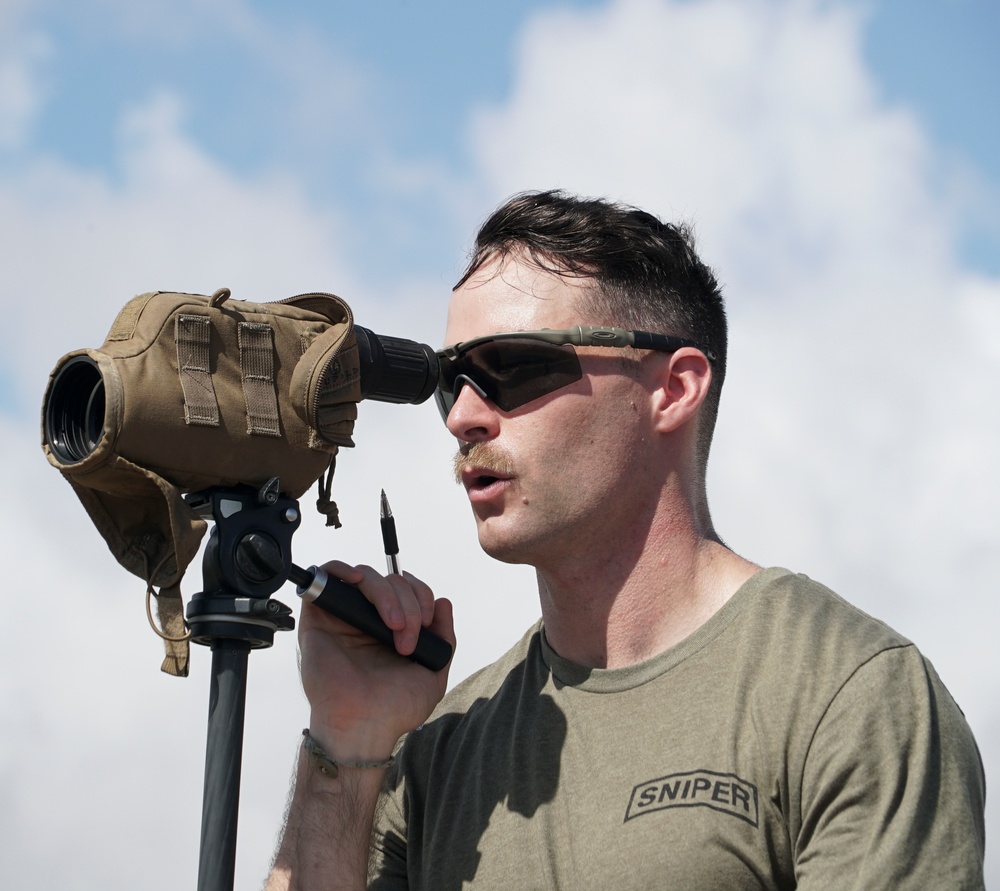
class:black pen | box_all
[380,489,400,575]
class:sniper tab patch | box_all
[625,769,759,827]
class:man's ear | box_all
[650,348,712,434]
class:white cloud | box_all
[472,0,946,278]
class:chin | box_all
[477,535,529,566]
[476,523,553,567]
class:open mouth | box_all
[461,466,512,492]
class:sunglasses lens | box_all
[434,387,454,421]
[437,340,582,419]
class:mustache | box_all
[452,442,516,484]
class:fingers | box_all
[321,561,436,657]
[401,570,436,628]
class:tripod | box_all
[184,480,451,891]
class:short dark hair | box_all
[456,189,728,472]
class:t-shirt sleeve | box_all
[794,645,985,890]
[367,757,409,889]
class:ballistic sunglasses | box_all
[434,326,716,421]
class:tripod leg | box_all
[198,639,251,891]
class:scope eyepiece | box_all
[354,327,440,405]
[44,355,106,465]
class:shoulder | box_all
[743,567,911,646]
[734,566,981,741]
[714,569,978,779]
[731,568,915,687]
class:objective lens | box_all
[44,355,106,465]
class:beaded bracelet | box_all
[301,729,395,779]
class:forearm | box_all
[266,745,387,891]
[267,576,453,889]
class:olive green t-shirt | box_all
[370,568,985,889]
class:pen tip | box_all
[380,489,391,517]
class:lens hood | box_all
[44,354,107,465]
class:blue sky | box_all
[1,1,997,888]
[865,0,999,274]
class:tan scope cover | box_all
[41,287,362,594]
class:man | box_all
[267,190,986,889]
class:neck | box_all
[535,498,758,670]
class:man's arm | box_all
[265,561,455,890]
[267,744,390,890]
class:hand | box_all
[298,560,455,760]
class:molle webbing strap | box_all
[238,321,281,436]
[175,315,220,427]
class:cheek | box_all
[583,381,650,443]
[546,400,646,476]
[513,378,650,477]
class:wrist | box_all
[301,729,395,779]
[306,714,400,764]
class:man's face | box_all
[444,255,659,569]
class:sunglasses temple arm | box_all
[631,330,716,361]
[564,326,634,347]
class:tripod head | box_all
[184,479,297,649]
